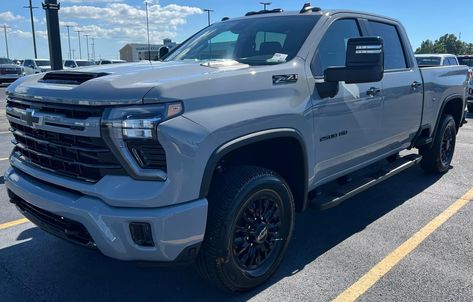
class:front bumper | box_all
[5,166,208,262]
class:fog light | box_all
[129,222,154,247]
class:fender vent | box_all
[41,71,109,85]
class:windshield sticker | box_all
[267,53,288,63]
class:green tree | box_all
[416,34,472,55]
[415,40,435,54]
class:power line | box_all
[24,0,39,59]
[203,9,214,26]
[2,25,10,59]
[64,25,73,59]
[74,30,82,59]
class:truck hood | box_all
[6,60,258,105]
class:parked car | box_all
[97,59,126,65]
[457,55,473,112]
[63,59,96,69]
[415,54,459,67]
[5,5,469,291]
[0,58,23,85]
[22,59,51,75]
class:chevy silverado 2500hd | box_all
[4,4,469,291]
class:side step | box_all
[311,154,422,211]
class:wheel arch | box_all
[433,95,465,137]
[199,128,309,212]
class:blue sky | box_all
[0,0,471,60]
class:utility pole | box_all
[91,37,95,61]
[145,1,151,61]
[203,9,213,26]
[24,0,39,59]
[75,30,82,59]
[2,25,10,59]
[43,0,63,70]
[260,2,271,10]
[84,34,90,61]
[65,25,73,59]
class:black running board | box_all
[312,154,422,211]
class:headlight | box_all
[102,101,183,178]
[120,102,183,140]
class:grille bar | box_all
[10,191,96,248]
[7,99,126,182]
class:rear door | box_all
[309,18,384,184]
[366,20,423,151]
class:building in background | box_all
[119,39,177,62]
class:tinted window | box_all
[77,61,95,67]
[24,60,33,67]
[449,57,458,65]
[64,60,75,68]
[166,16,320,66]
[0,58,13,64]
[368,21,407,70]
[312,19,361,76]
[416,57,441,66]
[458,57,473,67]
[35,60,50,67]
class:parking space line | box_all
[0,218,29,230]
[332,187,473,302]
[0,131,11,135]
[0,157,9,161]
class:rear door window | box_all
[368,21,408,70]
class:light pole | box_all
[91,37,95,61]
[84,34,90,61]
[2,25,10,59]
[65,25,73,59]
[260,2,271,10]
[72,49,76,60]
[75,30,82,59]
[203,9,213,26]
[145,1,151,61]
[24,0,39,59]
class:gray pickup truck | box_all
[4,4,469,291]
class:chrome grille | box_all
[7,98,126,182]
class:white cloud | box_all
[59,2,202,44]
[62,0,123,3]
[0,11,24,22]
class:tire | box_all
[196,166,295,292]
[468,104,473,113]
[420,114,456,173]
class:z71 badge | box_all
[272,74,298,85]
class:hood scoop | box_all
[40,71,109,85]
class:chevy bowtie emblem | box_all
[22,109,41,127]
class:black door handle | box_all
[411,81,422,89]
[367,87,381,97]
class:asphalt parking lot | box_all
[0,85,472,301]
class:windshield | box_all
[416,57,441,66]
[35,60,50,67]
[165,15,320,66]
[0,58,13,64]
[77,61,96,67]
[458,57,473,67]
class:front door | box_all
[309,18,384,185]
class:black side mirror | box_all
[159,47,169,60]
[325,37,384,84]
